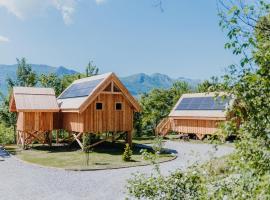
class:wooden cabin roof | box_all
[9,87,60,112]
[57,72,141,113]
[169,92,232,120]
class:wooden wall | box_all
[61,93,134,133]
[17,112,54,132]
[61,112,83,132]
[171,119,223,135]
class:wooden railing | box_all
[155,117,172,136]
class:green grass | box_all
[5,142,175,170]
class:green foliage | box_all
[139,81,190,135]
[152,136,164,154]
[127,157,207,200]
[39,73,63,96]
[0,123,15,145]
[85,61,99,77]
[7,58,38,88]
[122,143,133,161]
[196,77,220,93]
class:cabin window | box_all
[96,102,103,110]
[113,85,121,92]
[115,103,122,110]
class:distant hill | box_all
[0,64,78,95]
[0,64,200,97]
[121,73,200,96]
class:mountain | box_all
[121,73,200,96]
[0,64,200,97]
[0,64,78,96]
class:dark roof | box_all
[175,96,231,111]
[58,78,104,99]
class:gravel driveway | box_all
[0,141,234,200]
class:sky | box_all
[0,0,238,79]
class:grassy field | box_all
[5,141,175,170]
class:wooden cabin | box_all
[56,72,141,149]
[9,87,59,148]
[156,92,232,139]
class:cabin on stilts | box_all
[9,87,59,149]
[9,73,141,150]
[56,72,141,149]
[156,92,232,139]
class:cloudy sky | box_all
[0,0,237,79]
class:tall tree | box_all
[7,58,37,88]
[85,61,99,77]
[1,58,38,143]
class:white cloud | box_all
[0,35,9,43]
[0,0,78,25]
[95,0,106,5]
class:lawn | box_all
[5,141,175,170]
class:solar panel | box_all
[176,96,230,111]
[58,78,104,99]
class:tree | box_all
[85,61,99,77]
[39,73,63,96]
[7,58,37,88]
[139,81,190,135]
[1,58,38,143]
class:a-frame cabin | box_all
[56,72,141,149]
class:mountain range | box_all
[0,64,200,97]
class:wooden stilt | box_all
[56,130,59,144]
[126,131,132,146]
[72,132,84,150]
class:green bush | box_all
[122,144,133,161]
[127,169,207,200]
[0,123,15,145]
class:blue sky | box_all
[0,0,237,79]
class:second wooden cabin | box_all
[156,92,232,139]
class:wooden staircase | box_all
[156,117,172,136]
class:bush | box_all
[122,144,133,161]
[0,123,15,145]
[127,169,207,200]
[152,136,164,154]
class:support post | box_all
[56,130,59,144]
[126,131,132,146]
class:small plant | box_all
[152,136,164,154]
[122,143,133,161]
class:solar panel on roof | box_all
[58,78,104,99]
[176,96,230,111]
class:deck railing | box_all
[155,117,171,136]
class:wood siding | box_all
[171,118,223,135]
[17,112,53,132]
[82,93,133,133]
[60,93,134,133]
[61,112,84,132]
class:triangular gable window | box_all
[113,84,121,92]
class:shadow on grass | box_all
[25,141,167,156]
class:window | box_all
[96,102,103,110]
[113,85,121,92]
[115,103,122,110]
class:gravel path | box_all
[0,141,234,200]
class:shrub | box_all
[122,144,133,161]
[152,136,164,154]
[0,123,15,145]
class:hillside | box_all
[0,64,200,97]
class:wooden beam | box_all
[72,132,84,149]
